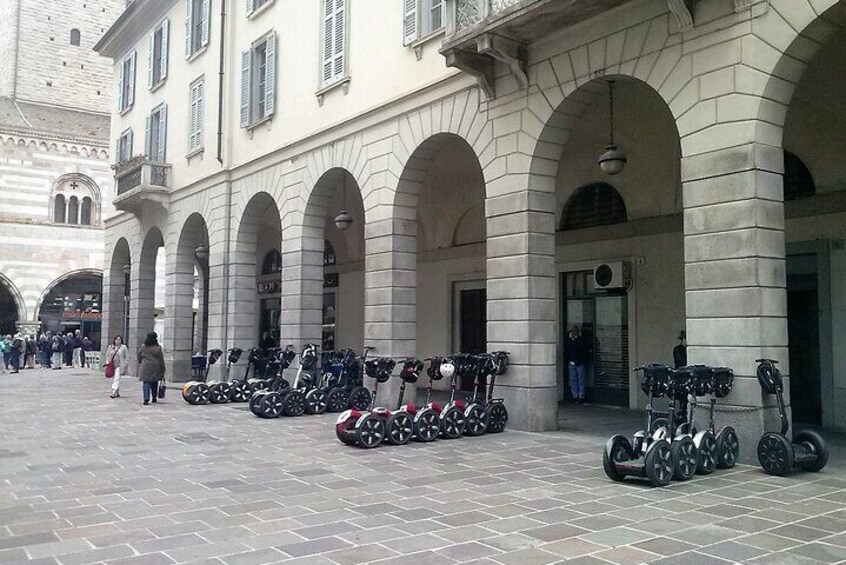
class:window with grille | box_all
[560,182,627,231]
[783,150,816,201]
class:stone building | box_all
[95,0,845,449]
[0,0,123,342]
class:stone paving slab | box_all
[2,369,846,564]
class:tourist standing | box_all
[673,331,687,368]
[566,325,589,404]
[137,332,166,405]
[72,330,83,368]
[105,335,129,399]
[51,333,63,370]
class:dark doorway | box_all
[787,273,821,426]
[0,280,19,335]
[459,287,486,390]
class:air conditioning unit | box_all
[592,261,631,291]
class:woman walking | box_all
[137,332,166,405]
[105,335,129,399]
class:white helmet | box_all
[439,362,455,380]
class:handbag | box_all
[157,380,166,399]
[104,360,115,378]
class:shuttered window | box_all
[185,0,210,58]
[117,129,133,163]
[188,78,204,152]
[321,0,346,86]
[404,0,444,45]
[240,31,276,128]
[246,0,272,16]
[148,19,169,89]
[117,51,136,113]
[145,104,168,163]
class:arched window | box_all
[560,182,627,231]
[68,196,79,224]
[53,194,66,223]
[261,249,282,274]
[783,150,815,201]
[80,197,92,225]
[70,28,81,46]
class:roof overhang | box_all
[94,0,177,59]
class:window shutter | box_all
[185,0,193,57]
[240,50,251,127]
[264,32,275,117]
[322,0,334,84]
[403,0,417,45]
[147,32,154,89]
[160,19,169,80]
[246,0,254,16]
[127,52,136,107]
[117,62,124,111]
[333,0,345,79]
[158,105,168,162]
[125,129,133,160]
[189,86,197,150]
[196,82,203,146]
[145,116,152,158]
[200,0,210,47]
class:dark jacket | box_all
[137,345,166,382]
[566,334,588,366]
[673,344,687,368]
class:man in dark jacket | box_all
[566,325,589,404]
[64,333,74,367]
[673,331,687,368]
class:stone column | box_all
[162,249,194,383]
[280,218,324,351]
[205,239,229,381]
[100,269,124,353]
[225,251,260,381]
[683,142,787,462]
[485,184,558,431]
[364,209,417,406]
[128,260,156,360]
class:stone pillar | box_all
[485,185,558,432]
[163,249,194,383]
[683,142,787,463]
[225,253,259,381]
[364,209,417,406]
[128,260,156,359]
[206,239,229,381]
[280,218,324,351]
[100,269,124,353]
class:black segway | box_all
[652,367,699,481]
[413,358,446,442]
[603,364,674,487]
[677,365,719,475]
[485,351,510,433]
[250,348,296,419]
[756,358,828,475]
[181,349,223,405]
[225,348,250,402]
[438,355,465,439]
[381,358,423,446]
[710,366,739,468]
[462,355,489,436]
[279,344,320,417]
[335,357,395,448]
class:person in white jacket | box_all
[105,335,129,399]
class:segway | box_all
[484,351,510,433]
[181,348,223,405]
[383,358,423,445]
[677,365,719,475]
[710,366,739,468]
[438,355,465,439]
[249,348,296,419]
[323,347,373,412]
[652,367,699,481]
[462,355,489,436]
[335,356,395,448]
[603,364,675,487]
[279,343,324,416]
[412,358,448,442]
[225,348,250,402]
[756,358,828,475]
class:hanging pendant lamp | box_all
[598,80,628,176]
[334,172,353,231]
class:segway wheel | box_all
[326,388,349,413]
[414,410,439,442]
[440,406,465,439]
[715,426,739,469]
[208,383,230,404]
[386,413,413,445]
[336,411,358,445]
[650,417,668,439]
[694,430,717,475]
[795,430,828,472]
[463,404,488,436]
[644,439,674,487]
[282,390,306,417]
[485,402,508,433]
[671,436,698,481]
[229,380,249,402]
[194,383,210,405]
[356,414,385,448]
[758,432,793,476]
[249,390,267,416]
[348,386,371,411]
[259,391,284,419]
[305,389,328,414]
[603,435,633,482]
[182,382,201,405]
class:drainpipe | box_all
[216,0,225,164]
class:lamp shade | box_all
[122,263,131,275]
[194,244,209,261]
[598,144,627,175]
[334,210,353,231]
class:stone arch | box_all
[103,237,132,347]
[49,173,102,225]
[133,226,165,351]
[34,268,104,322]
[0,271,26,324]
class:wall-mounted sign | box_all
[257,281,280,294]
[61,310,102,320]
[324,273,339,288]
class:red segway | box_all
[412,357,449,442]
[335,356,395,448]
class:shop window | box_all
[783,150,816,201]
[560,182,627,231]
[261,249,281,274]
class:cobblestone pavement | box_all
[3,369,846,565]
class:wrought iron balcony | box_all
[442,0,632,98]
[112,157,170,216]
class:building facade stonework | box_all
[96,0,846,454]
[0,0,123,341]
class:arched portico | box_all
[130,227,164,352]
[103,238,131,351]
[0,273,25,335]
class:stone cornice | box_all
[0,130,109,159]
[95,0,178,59]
